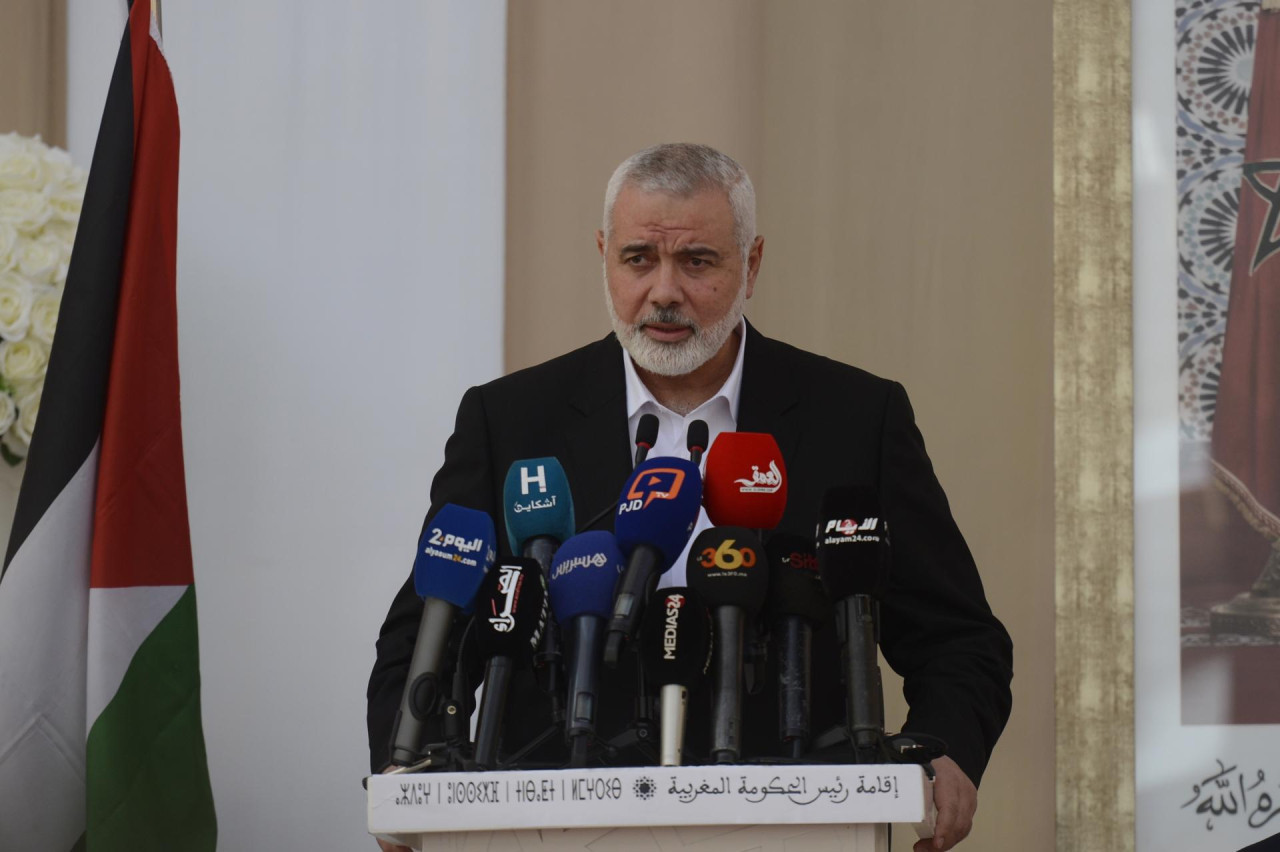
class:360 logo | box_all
[698,539,757,572]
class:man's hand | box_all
[915,755,977,851]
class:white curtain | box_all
[66,2,506,848]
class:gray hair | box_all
[602,143,756,259]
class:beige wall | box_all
[507,3,1054,849]
[0,0,66,146]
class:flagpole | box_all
[151,0,162,37]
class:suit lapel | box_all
[736,320,803,467]
[562,334,633,532]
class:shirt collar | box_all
[622,317,747,421]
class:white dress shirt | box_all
[622,319,746,586]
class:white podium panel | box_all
[368,763,934,852]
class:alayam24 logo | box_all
[823,517,880,536]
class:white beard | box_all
[604,273,747,377]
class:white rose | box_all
[0,143,46,192]
[49,174,86,224]
[0,189,52,234]
[29,288,60,345]
[0,222,16,271]
[0,273,33,341]
[17,237,60,285]
[13,387,40,446]
[0,338,48,383]
[0,392,15,437]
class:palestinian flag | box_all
[1212,0,1280,545]
[0,3,216,849]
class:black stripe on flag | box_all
[1,25,134,575]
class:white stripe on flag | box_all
[0,444,98,850]
[87,583,186,731]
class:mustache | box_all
[635,307,698,332]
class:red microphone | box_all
[703,432,788,529]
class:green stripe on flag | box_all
[86,585,216,850]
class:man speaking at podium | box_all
[368,143,1012,851]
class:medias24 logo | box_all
[734,460,782,493]
[618,468,687,513]
[662,593,685,660]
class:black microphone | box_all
[765,533,830,759]
[639,586,712,766]
[686,526,768,764]
[686,419,709,466]
[472,558,548,769]
[634,413,659,466]
[816,487,889,763]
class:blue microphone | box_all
[502,457,576,720]
[604,458,703,666]
[389,503,496,766]
[547,531,625,765]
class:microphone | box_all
[686,419,709,466]
[816,486,889,763]
[703,432,788,530]
[502,458,576,720]
[639,586,711,766]
[388,504,497,767]
[686,526,768,764]
[546,531,626,767]
[765,533,830,758]
[603,458,703,666]
[472,557,549,769]
[634,413,660,466]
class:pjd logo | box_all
[618,468,687,513]
[824,517,879,536]
[733,460,783,494]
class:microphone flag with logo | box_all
[390,503,497,766]
[547,532,625,765]
[639,586,711,766]
[704,432,788,529]
[503,457,575,555]
[815,486,888,599]
[686,526,768,763]
[765,533,830,755]
[815,486,889,762]
[605,458,702,664]
[473,557,548,768]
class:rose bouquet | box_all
[0,132,84,464]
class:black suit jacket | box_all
[367,322,1013,785]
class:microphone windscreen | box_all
[474,557,548,659]
[703,432,788,529]
[636,413,660,450]
[614,458,703,568]
[639,586,712,687]
[502,457,576,553]
[686,419,709,455]
[414,503,497,606]
[685,526,769,612]
[547,531,625,621]
[815,486,888,599]
[765,533,830,624]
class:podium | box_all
[367,763,936,851]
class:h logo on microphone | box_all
[520,465,547,495]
